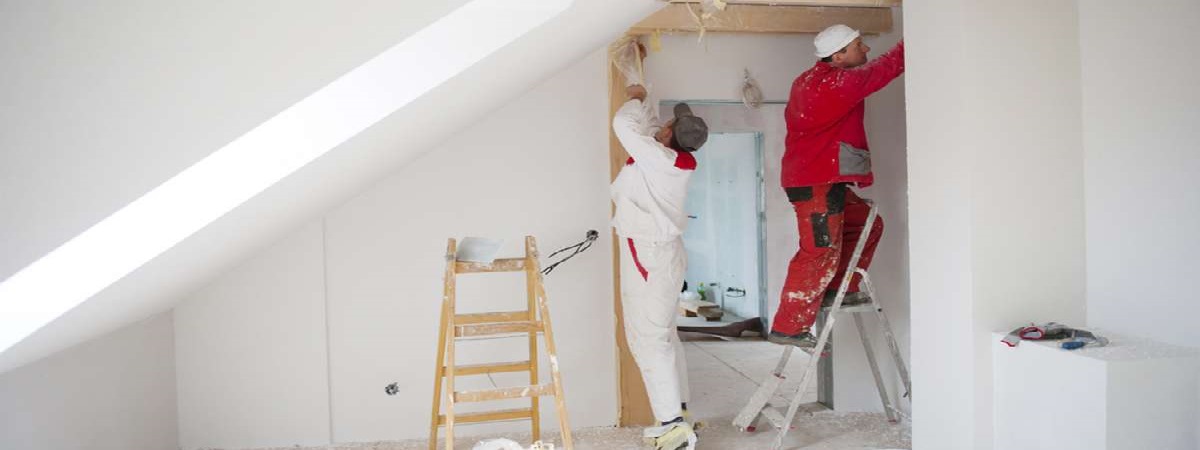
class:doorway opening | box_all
[605,8,910,439]
[659,101,831,429]
[681,131,768,325]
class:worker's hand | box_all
[626,84,647,101]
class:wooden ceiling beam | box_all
[630,4,893,35]
[668,0,900,7]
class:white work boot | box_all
[642,420,697,450]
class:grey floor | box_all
[261,339,910,450]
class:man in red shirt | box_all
[769,24,904,349]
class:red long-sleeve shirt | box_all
[782,41,904,188]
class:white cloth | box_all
[471,439,555,450]
[619,237,690,423]
[471,439,524,450]
[610,99,693,242]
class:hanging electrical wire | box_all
[684,0,728,44]
[541,230,599,276]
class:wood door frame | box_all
[609,2,896,426]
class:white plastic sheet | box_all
[609,35,645,87]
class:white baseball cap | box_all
[814,24,861,58]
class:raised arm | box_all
[833,40,905,104]
[612,86,677,170]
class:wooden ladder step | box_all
[455,321,542,338]
[438,407,533,426]
[680,299,719,314]
[449,360,531,376]
[454,384,554,403]
[698,307,725,322]
[455,311,530,324]
[455,258,526,273]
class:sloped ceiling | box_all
[0,0,661,373]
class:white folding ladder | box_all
[731,201,912,449]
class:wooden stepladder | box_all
[428,236,573,450]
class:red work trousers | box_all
[771,183,884,336]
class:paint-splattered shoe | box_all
[767,330,831,355]
[821,291,871,308]
[642,420,697,450]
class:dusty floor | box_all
[259,339,909,450]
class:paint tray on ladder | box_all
[457,237,504,264]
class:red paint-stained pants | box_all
[771,184,884,336]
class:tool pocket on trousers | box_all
[810,213,832,248]
[826,183,847,214]
[838,142,871,176]
[786,186,814,202]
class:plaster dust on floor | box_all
[223,341,910,450]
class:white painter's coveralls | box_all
[610,98,694,423]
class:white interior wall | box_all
[174,222,330,449]
[323,49,614,443]
[1079,3,1200,440]
[170,49,616,447]
[967,3,1085,447]
[644,15,910,414]
[905,1,1086,448]
[647,34,810,102]
[1080,1,1200,348]
[904,2,978,445]
[0,312,177,450]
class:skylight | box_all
[0,0,571,354]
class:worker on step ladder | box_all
[731,27,910,449]
[770,25,905,349]
[610,70,709,448]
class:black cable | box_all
[541,230,599,275]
